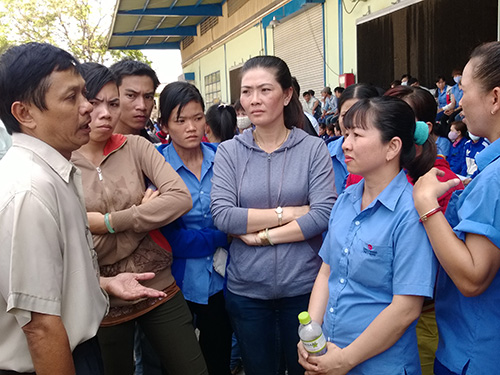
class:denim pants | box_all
[225,290,310,375]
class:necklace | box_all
[254,128,289,152]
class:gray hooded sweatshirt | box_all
[211,127,337,300]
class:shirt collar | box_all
[164,142,216,173]
[347,169,408,212]
[328,136,345,161]
[12,133,74,183]
[476,137,500,172]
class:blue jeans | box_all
[225,290,310,375]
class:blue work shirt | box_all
[436,85,449,110]
[447,137,467,176]
[437,137,500,375]
[158,142,226,304]
[327,136,347,195]
[436,136,451,158]
[450,84,463,109]
[320,170,437,375]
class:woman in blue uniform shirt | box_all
[157,81,232,375]
[413,42,500,375]
[299,96,437,374]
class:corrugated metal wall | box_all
[274,4,325,97]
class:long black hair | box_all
[384,85,437,182]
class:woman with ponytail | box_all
[385,85,464,375]
[205,103,237,143]
[413,41,500,375]
[299,96,437,374]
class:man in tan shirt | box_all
[0,43,166,375]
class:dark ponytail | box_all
[205,104,237,142]
[384,85,437,182]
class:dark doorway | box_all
[357,0,498,90]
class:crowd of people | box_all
[0,40,499,375]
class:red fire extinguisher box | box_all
[339,73,355,88]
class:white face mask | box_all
[448,130,459,141]
[237,116,252,130]
[468,132,480,142]
[401,81,408,86]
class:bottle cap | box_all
[298,311,311,325]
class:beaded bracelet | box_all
[104,213,115,233]
[419,207,442,223]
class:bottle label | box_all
[302,334,327,354]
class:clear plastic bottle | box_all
[298,311,327,356]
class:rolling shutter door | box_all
[274,4,324,96]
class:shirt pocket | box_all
[349,240,393,290]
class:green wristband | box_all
[104,213,115,234]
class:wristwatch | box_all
[275,206,283,226]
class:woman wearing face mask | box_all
[447,120,468,177]
[413,41,500,375]
[234,99,252,133]
[299,96,437,374]
[443,70,464,121]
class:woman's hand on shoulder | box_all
[413,168,460,215]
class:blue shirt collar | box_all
[328,136,345,161]
[346,169,408,212]
[163,142,216,177]
[476,137,500,172]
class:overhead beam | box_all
[108,42,181,50]
[118,4,222,17]
[113,26,197,37]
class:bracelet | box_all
[104,213,115,233]
[258,228,274,246]
[419,207,442,222]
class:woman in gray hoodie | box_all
[211,56,337,375]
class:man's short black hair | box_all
[0,42,79,134]
[109,59,160,89]
[334,87,345,94]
